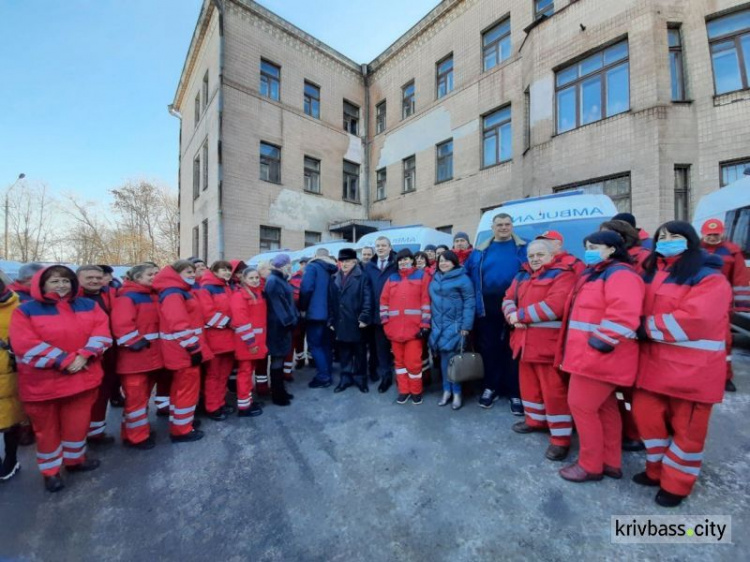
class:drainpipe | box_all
[212,0,226,260]
[168,104,182,256]
[362,64,371,232]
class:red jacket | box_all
[289,271,304,306]
[380,267,431,343]
[556,260,644,386]
[503,261,577,364]
[230,286,266,361]
[196,270,235,355]
[229,260,247,292]
[454,247,473,265]
[701,241,750,312]
[111,280,163,375]
[8,282,32,303]
[636,255,732,404]
[153,267,213,370]
[554,251,585,277]
[628,245,651,274]
[10,268,112,402]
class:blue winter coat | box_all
[428,267,475,352]
[300,257,338,322]
[363,251,397,325]
[264,270,299,357]
[330,265,373,343]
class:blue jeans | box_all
[306,321,333,382]
[439,351,461,395]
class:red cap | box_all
[701,219,724,236]
[536,230,564,242]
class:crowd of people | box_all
[0,211,746,509]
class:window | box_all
[535,0,554,19]
[376,101,386,134]
[720,158,750,186]
[437,225,453,234]
[523,87,531,152]
[483,106,512,167]
[201,142,208,191]
[304,156,321,193]
[192,153,200,200]
[192,226,199,257]
[674,166,690,221]
[201,219,208,263]
[402,81,415,119]
[436,140,453,183]
[556,40,630,133]
[260,59,280,101]
[343,161,360,202]
[403,156,416,193]
[707,9,750,95]
[304,82,320,119]
[436,54,454,99]
[260,142,281,184]
[194,93,200,128]
[483,18,511,72]
[343,101,359,135]
[376,168,387,201]
[304,231,321,247]
[202,71,209,110]
[669,27,686,101]
[555,174,632,213]
[259,226,281,252]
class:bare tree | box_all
[7,181,58,262]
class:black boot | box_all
[0,426,21,481]
[378,376,393,394]
[270,367,291,406]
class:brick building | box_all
[170,0,750,260]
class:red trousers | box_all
[120,370,165,445]
[632,389,712,497]
[154,373,172,413]
[568,375,622,474]
[254,356,269,395]
[392,339,423,395]
[203,352,235,413]
[292,324,306,363]
[89,354,118,439]
[236,360,257,411]
[169,366,201,436]
[24,388,98,477]
[615,387,640,441]
[519,361,572,447]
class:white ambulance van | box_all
[247,249,294,268]
[356,226,453,254]
[692,175,750,262]
[474,191,619,258]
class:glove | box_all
[129,338,151,352]
[190,351,203,367]
[416,328,430,340]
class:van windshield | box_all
[726,207,750,259]
[476,218,611,259]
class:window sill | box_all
[342,198,362,205]
[713,89,750,106]
[303,189,323,196]
[481,158,512,171]
[374,197,387,202]
[260,178,282,185]
[552,110,631,138]
[671,99,693,105]
[401,189,417,195]
[435,177,453,185]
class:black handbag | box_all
[447,335,484,383]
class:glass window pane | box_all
[707,10,750,39]
[580,76,602,124]
[484,50,497,71]
[557,86,576,132]
[711,43,743,94]
[557,66,578,87]
[580,53,602,77]
[270,82,279,100]
[668,28,681,48]
[670,52,684,100]
[606,63,630,116]
[500,122,512,161]
[484,106,511,128]
[483,133,497,167]
[500,36,511,62]
[742,34,750,84]
[604,41,629,64]
[484,20,509,45]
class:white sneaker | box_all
[438,391,451,406]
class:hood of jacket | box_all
[230,260,247,277]
[30,266,79,304]
[200,269,229,288]
[119,279,154,295]
[309,256,339,274]
[476,232,527,252]
[433,266,465,282]
[153,266,192,293]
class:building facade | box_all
[171,0,750,260]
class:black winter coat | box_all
[263,270,299,357]
[363,251,397,325]
[331,265,373,343]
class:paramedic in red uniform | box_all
[380,249,431,405]
[700,218,749,392]
[556,231,644,483]
[153,260,213,442]
[633,220,732,507]
[10,266,112,492]
[503,239,578,461]
[111,263,165,449]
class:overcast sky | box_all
[0,0,438,202]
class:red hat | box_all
[701,219,724,236]
[536,230,564,242]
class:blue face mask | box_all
[656,239,688,257]
[584,249,605,266]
